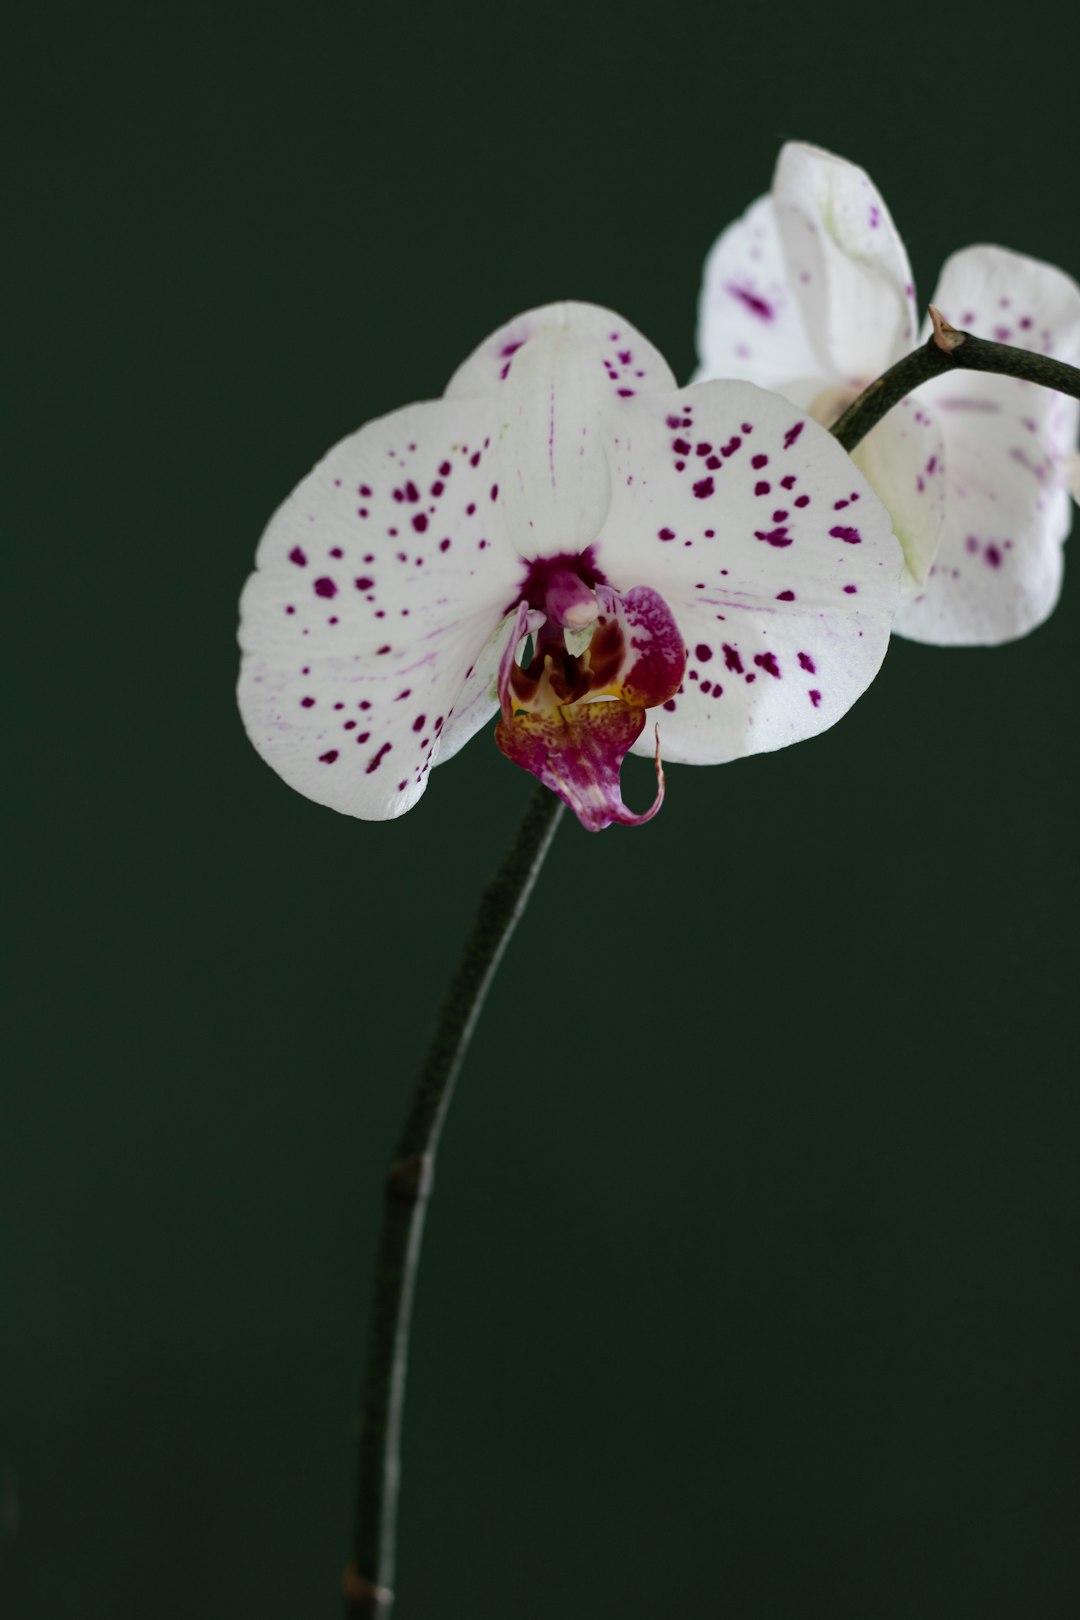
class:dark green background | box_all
[6,4,1079,1616]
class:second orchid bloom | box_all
[239,303,902,830]
[695,141,1080,645]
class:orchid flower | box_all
[695,142,1080,645]
[238,303,901,830]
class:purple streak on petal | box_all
[727,284,774,321]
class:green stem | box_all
[344,784,565,1617]
[829,315,1080,452]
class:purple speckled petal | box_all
[238,398,522,819]
[582,378,902,765]
[694,193,825,391]
[446,303,676,561]
[895,246,1080,645]
[771,143,918,386]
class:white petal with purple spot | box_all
[238,399,521,817]
[447,303,676,560]
[578,378,902,763]
[771,143,918,385]
[694,194,824,391]
[895,246,1080,644]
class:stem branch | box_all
[344,784,565,1616]
[829,310,1080,452]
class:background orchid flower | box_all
[239,302,902,830]
[695,141,1080,645]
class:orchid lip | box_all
[495,574,686,829]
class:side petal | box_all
[238,398,521,818]
[588,379,903,764]
[447,302,675,561]
[894,245,1080,644]
[851,398,947,593]
[772,142,918,383]
[694,193,826,390]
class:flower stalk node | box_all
[343,1562,393,1616]
[929,304,965,353]
[385,1153,434,1203]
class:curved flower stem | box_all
[829,307,1080,452]
[343,784,565,1618]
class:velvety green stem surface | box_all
[829,323,1080,452]
[344,785,565,1617]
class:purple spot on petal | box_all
[727,284,774,321]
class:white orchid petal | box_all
[694,194,824,391]
[772,143,918,384]
[850,398,947,593]
[238,399,521,818]
[582,378,902,764]
[895,246,1080,644]
[447,302,676,560]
